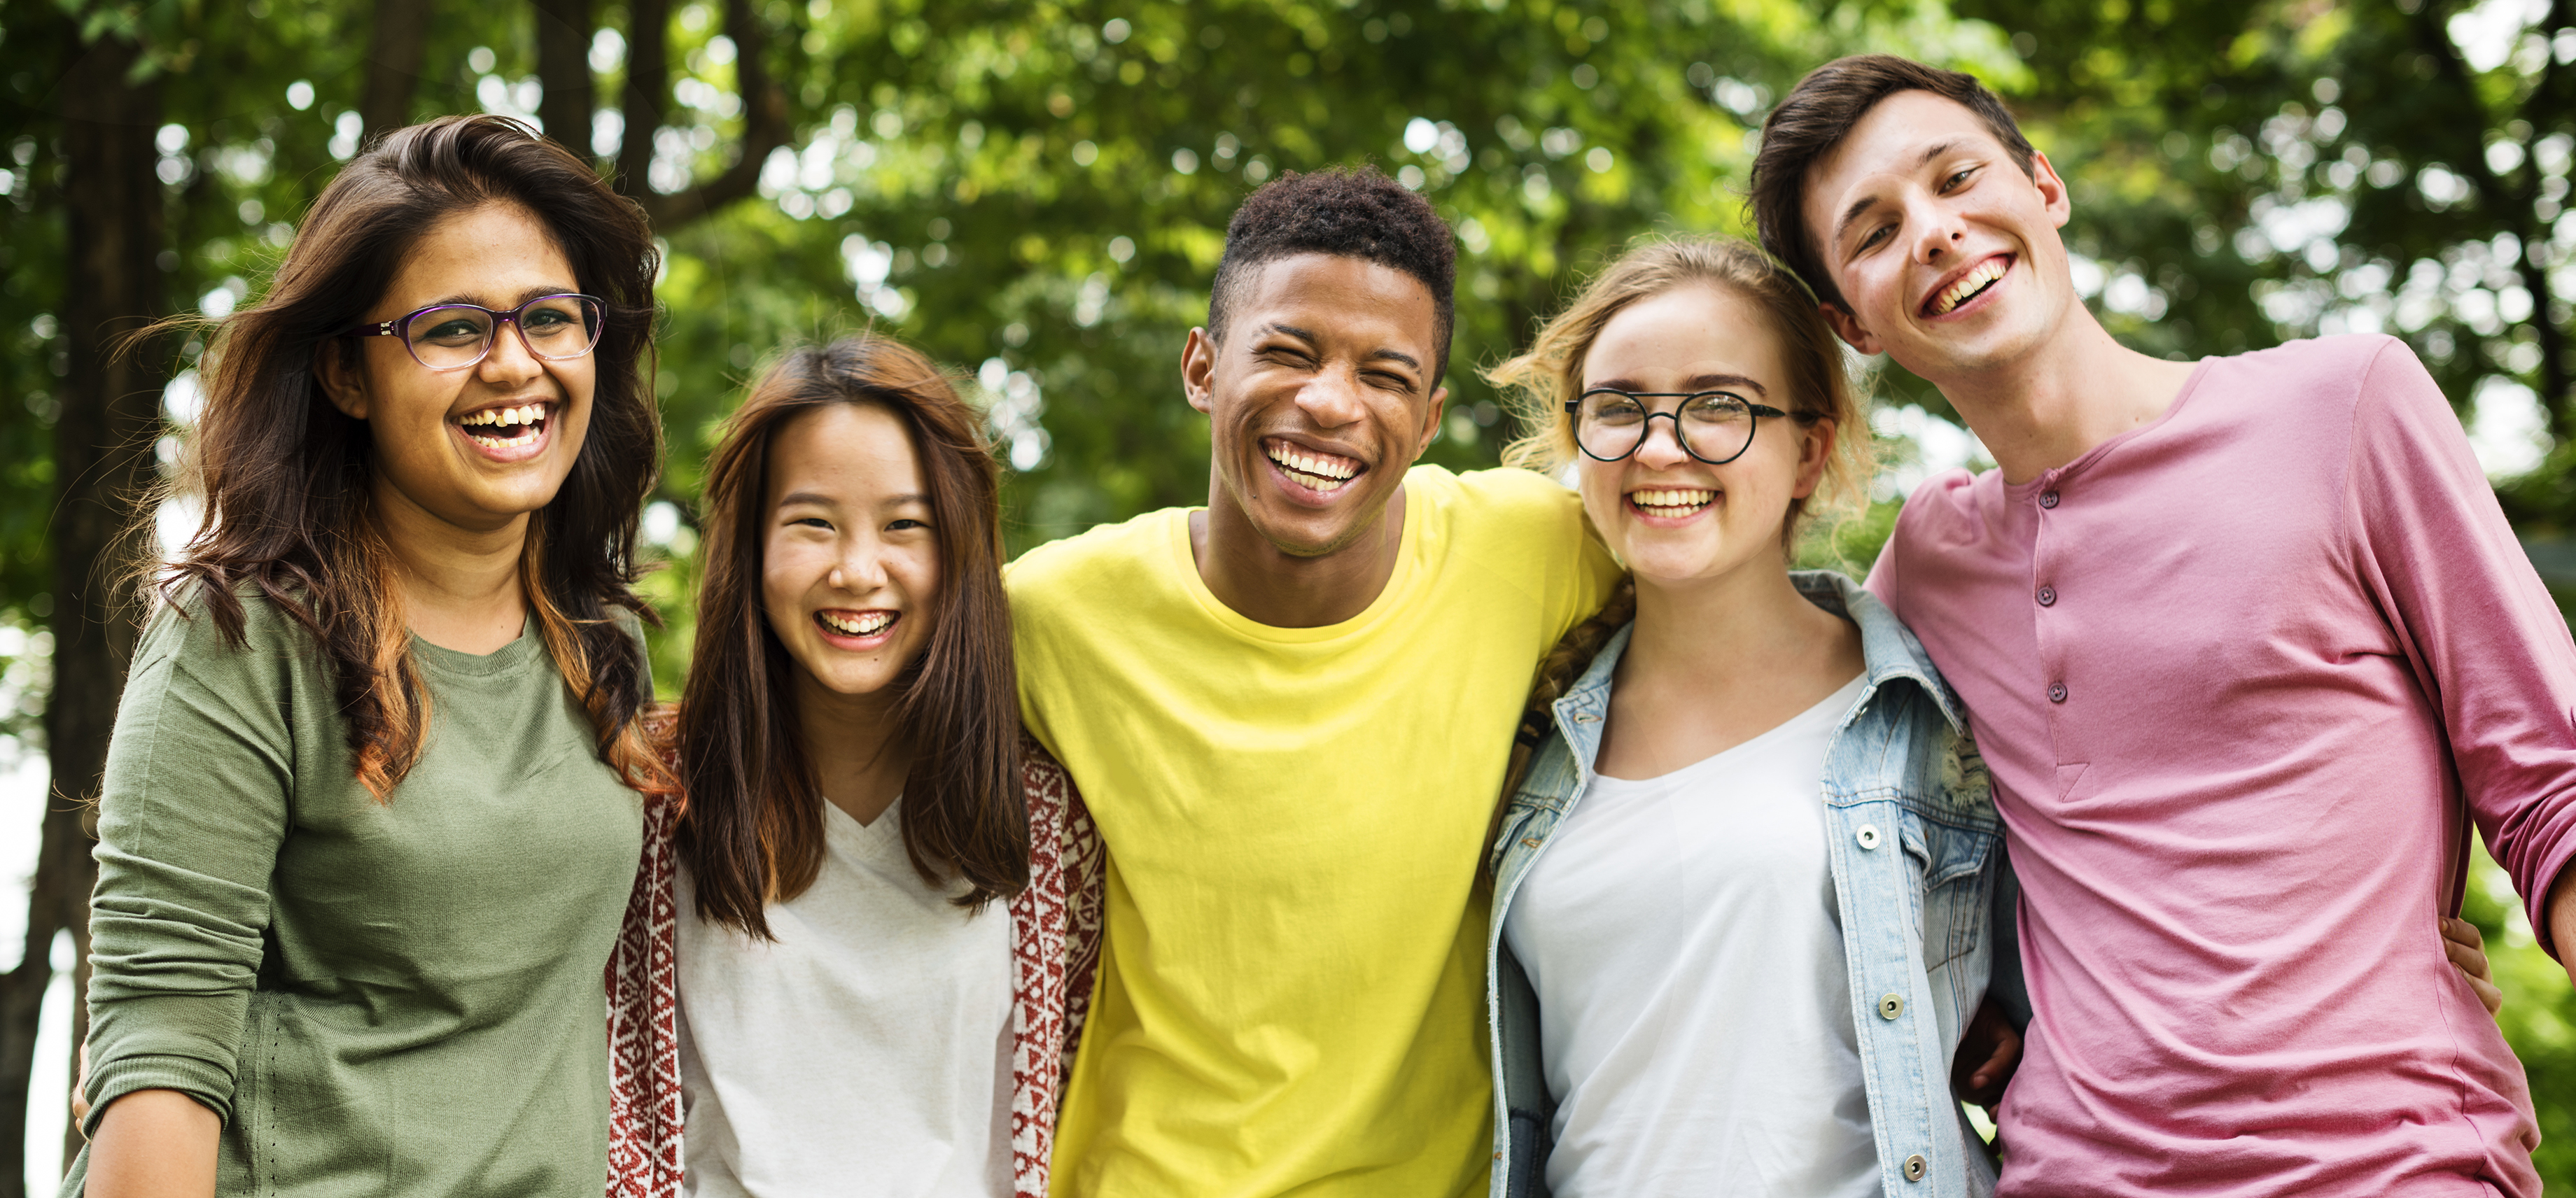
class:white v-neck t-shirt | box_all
[1502,674,1879,1198]
[676,797,1016,1198]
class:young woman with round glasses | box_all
[1477,237,2502,1197]
[70,114,673,1196]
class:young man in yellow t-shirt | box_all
[1009,167,1618,1197]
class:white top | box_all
[1502,674,1879,1198]
[677,797,1016,1198]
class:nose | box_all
[475,316,547,387]
[827,535,892,594]
[1293,362,1368,428]
[1634,411,1693,468]
[1907,192,1967,267]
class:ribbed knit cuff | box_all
[82,1052,231,1139]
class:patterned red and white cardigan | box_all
[600,736,1105,1198]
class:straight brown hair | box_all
[1749,54,2038,311]
[150,114,673,804]
[676,334,1027,935]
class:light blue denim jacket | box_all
[1485,571,2015,1198]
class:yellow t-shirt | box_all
[1009,465,1619,1197]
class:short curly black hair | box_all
[1208,166,1457,386]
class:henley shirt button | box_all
[1904,1154,1928,1181]
[1878,993,1905,1020]
[1856,824,1882,850]
[2039,489,2061,509]
[2036,585,2057,606]
[2047,682,2068,703]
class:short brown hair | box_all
[1490,235,1874,540]
[676,334,1028,935]
[1749,55,2036,310]
[1209,165,1457,384]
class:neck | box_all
[372,476,531,655]
[1625,554,1847,691]
[1190,484,1408,628]
[1924,304,2198,485]
[792,669,911,827]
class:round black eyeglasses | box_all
[341,293,606,372]
[1567,387,1819,465]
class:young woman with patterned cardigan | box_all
[602,335,1101,1198]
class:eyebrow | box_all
[422,285,581,309]
[775,491,932,509]
[1830,139,1967,244]
[1588,372,1770,397]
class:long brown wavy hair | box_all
[1487,236,1875,805]
[150,114,673,804]
[676,334,1027,934]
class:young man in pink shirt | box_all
[1750,55,2576,1196]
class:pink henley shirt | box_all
[1868,334,2574,1196]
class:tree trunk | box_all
[615,0,670,202]
[533,0,596,162]
[360,0,430,146]
[3,27,168,1190]
[615,0,793,231]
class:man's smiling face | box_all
[1802,89,2080,383]
[1186,251,1448,558]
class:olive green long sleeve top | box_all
[64,590,645,1196]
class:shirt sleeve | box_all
[80,608,293,1132]
[2344,337,2576,959]
[1538,479,1622,640]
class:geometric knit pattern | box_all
[603,780,682,1198]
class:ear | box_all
[1411,382,1450,459]
[2030,149,2072,230]
[1819,302,1882,357]
[1789,416,1838,500]
[1182,327,1217,415]
[312,337,372,421]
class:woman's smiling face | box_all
[1574,283,1835,588]
[760,402,944,700]
[317,201,596,535]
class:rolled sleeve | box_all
[80,618,292,1132]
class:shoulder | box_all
[1007,508,1182,593]
[136,579,314,670]
[2208,334,2423,404]
[1005,507,1190,637]
[1418,464,1592,560]
[1432,463,1585,521]
[1885,468,1983,549]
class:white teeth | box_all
[1266,444,1357,486]
[1933,260,2007,315]
[1630,488,1716,511]
[462,404,546,429]
[819,611,894,636]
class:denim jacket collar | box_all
[1544,571,1967,796]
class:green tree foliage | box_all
[3,0,2574,1185]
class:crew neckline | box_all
[409,616,542,677]
[1161,474,1429,645]
[2002,355,2218,495]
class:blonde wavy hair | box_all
[1488,235,1875,542]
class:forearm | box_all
[2552,861,2576,984]
[86,1089,217,1198]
